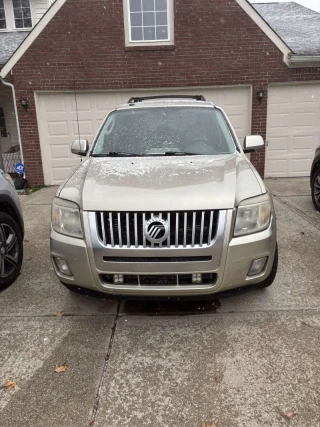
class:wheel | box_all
[0,212,23,291]
[257,244,278,289]
[311,166,320,212]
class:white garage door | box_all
[36,86,251,185]
[266,83,320,177]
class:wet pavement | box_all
[0,180,319,427]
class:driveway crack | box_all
[89,301,121,426]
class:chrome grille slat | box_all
[96,210,219,249]
[134,213,138,248]
[100,212,106,246]
[200,211,205,247]
[192,212,196,247]
[175,213,179,248]
[117,213,122,248]
[109,213,114,247]
[208,211,214,246]
[126,213,130,248]
[183,212,187,248]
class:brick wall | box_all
[11,0,320,184]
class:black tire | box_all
[311,166,320,212]
[257,244,278,289]
[0,212,23,291]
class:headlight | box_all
[234,199,271,237]
[52,198,83,238]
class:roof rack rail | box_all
[127,95,206,103]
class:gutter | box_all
[288,54,320,66]
[0,77,25,178]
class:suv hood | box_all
[58,154,264,211]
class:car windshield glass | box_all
[92,107,236,156]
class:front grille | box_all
[95,211,219,249]
[100,273,217,286]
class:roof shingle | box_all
[0,31,29,66]
[253,2,320,55]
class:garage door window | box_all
[12,0,32,29]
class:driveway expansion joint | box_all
[89,301,121,426]
[271,192,320,230]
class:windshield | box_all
[92,107,236,156]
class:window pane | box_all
[14,8,22,18]
[155,0,167,11]
[23,17,32,27]
[12,0,20,7]
[156,25,168,40]
[0,9,5,19]
[129,0,141,12]
[130,12,142,26]
[15,18,24,28]
[144,26,155,40]
[22,8,31,18]
[21,0,30,6]
[155,11,167,25]
[143,11,155,26]
[131,26,143,41]
[0,20,6,29]
[0,0,4,8]
[142,0,154,11]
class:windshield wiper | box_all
[164,151,199,156]
[92,152,141,157]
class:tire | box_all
[257,244,278,289]
[0,212,23,291]
[311,166,320,212]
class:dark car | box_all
[311,146,320,212]
[0,170,24,290]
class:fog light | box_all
[192,273,202,284]
[54,257,72,276]
[248,257,268,277]
[113,274,124,284]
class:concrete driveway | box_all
[0,178,319,427]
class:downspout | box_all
[0,77,25,178]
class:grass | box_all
[25,185,47,195]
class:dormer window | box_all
[0,0,6,29]
[124,0,174,47]
[13,0,32,29]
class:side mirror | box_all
[71,139,89,156]
[243,135,264,153]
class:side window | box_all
[0,108,8,138]
[0,0,6,29]
[12,0,32,29]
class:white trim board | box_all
[0,0,67,78]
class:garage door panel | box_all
[37,87,251,185]
[266,84,320,178]
[267,159,288,176]
[47,121,69,136]
[293,135,314,152]
[292,158,312,175]
[50,145,71,159]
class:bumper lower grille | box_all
[95,210,219,249]
[101,273,217,286]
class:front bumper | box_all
[50,209,277,298]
